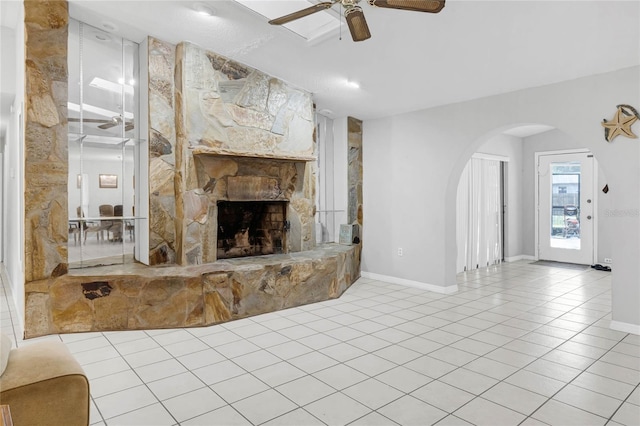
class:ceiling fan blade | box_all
[98,121,117,130]
[345,6,371,42]
[124,123,134,132]
[68,118,111,124]
[269,1,335,25]
[368,0,445,13]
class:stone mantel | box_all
[191,146,316,163]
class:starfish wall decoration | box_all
[601,104,639,142]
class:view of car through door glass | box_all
[550,161,581,250]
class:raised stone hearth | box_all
[24,244,360,337]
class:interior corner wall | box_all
[363,112,449,287]
[3,5,26,331]
[362,66,639,328]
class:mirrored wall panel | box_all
[68,19,141,268]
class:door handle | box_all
[587,215,592,220]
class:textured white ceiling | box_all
[7,0,640,122]
[66,0,640,120]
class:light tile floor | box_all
[2,261,639,426]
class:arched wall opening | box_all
[448,123,612,281]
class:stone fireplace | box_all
[20,8,363,338]
[217,200,288,259]
[146,40,319,266]
[191,154,312,263]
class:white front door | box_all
[538,152,595,265]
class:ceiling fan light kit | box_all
[345,6,371,41]
[268,0,445,42]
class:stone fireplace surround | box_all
[22,5,363,338]
[191,153,313,264]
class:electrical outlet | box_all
[604,258,612,264]
[397,248,403,256]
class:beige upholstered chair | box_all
[0,334,90,425]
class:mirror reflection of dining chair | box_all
[98,204,115,242]
[125,206,135,242]
[77,206,107,244]
[68,213,80,246]
[109,204,124,242]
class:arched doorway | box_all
[452,124,606,276]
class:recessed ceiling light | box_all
[101,21,118,32]
[94,32,112,42]
[346,80,361,89]
[90,77,134,96]
[193,2,216,16]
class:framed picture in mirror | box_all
[99,174,118,189]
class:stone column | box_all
[173,42,188,265]
[24,0,69,281]
[148,37,178,265]
[348,117,363,235]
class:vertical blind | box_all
[456,157,503,273]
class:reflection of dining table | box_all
[68,216,136,244]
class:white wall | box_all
[363,66,640,330]
[2,7,25,332]
[1,26,16,144]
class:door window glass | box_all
[550,162,581,250]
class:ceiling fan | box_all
[68,116,134,132]
[269,0,445,42]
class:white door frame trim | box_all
[534,149,598,263]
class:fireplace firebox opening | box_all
[217,201,288,259]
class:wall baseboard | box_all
[361,272,458,294]
[0,263,23,339]
[504,255,536,263]
[610,320,640,336]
